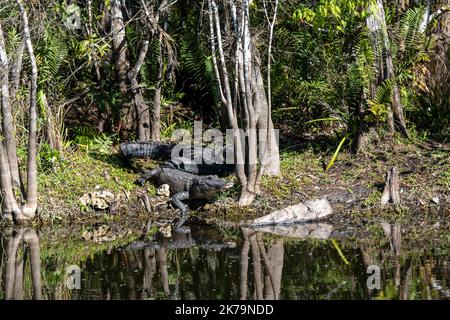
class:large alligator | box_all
[119,141,235,233]
[119,141,235,176]
[137,166,233,233]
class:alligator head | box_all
[189,176,234,199]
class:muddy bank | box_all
[202,138,449,239]
[2,137,447,244]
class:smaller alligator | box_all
[119,141,193,160]
[119,141,235,176]
[138,167,233,233]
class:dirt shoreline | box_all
[1,137,448,244]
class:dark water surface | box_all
[1,223,449,300]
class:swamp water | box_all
[0,223,449,300]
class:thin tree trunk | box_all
[0,22,21,192]
[209,0,247,190]
[354,90,368,154]
[0,142,20,219]
[128,40,151,141]
[88,0,110,133]
[39,91,63,153]
[385,47,409,138]
[257,0,280,177]
[10,38,25,99]
[111,0,129,94]
[151,35,163,141]
[367,0,408,137]
[230,0,257,206]
[254,63,280,177]
[241,0,258,203]
[17,0,38,221]
[428,1,450,113]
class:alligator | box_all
[126,225,237,251]
[137,166,233,233]
[119,141,235,176]
[119,141,190,161]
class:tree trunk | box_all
[111,0,129,95]
[257,0,280,177]
[87,0,111,133]
[128,40,151,141]
[10,38,25,99]
[428,0,450,113]
[39,91,63,153]
[208,0,247,196]
[254,64,280,177]
[366,0,408,137]
[151,35,163,141]
[385,45,409,138]
[0,22,21,192]
[0,1,39,222]
[0,142,20,220]
[18,0,38,221]
[208,0,280,207]
[0,24,21,221]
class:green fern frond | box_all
[372,79,393,105]
[35,30,68,85]
[400,6,427,51]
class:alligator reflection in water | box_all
[122,227,237,299]
[1,222,449,300]
[0,228,42,300]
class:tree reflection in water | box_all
[0,223,449,300]
[1,228,42,300]
[240,228,284,300]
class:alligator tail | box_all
[118,142,175,160]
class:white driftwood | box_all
[247,223,333,240]
[249,198,332,226]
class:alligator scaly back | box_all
[118,141,208,160]
[118,141,176,160]
[119,141,235,177]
